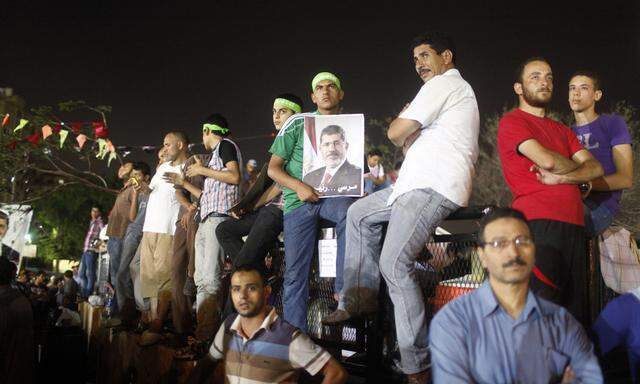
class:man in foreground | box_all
[430,207,602,383]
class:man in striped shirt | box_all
[78,205,105,298]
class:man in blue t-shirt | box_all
[568,71,633,236]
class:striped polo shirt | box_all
[209,307,331,383]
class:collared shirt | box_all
[83,216,105,252]
[395,68,479,207]
[209,307,331,383]
[429,281,603,384]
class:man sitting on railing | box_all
[430,207,602,383]
[323,32,480,384]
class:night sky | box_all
[2,1,638,166]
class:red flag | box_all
[2,114,9,127]
[70,122,83,134]
[26,133,40,145]
[53,124,62,133]
[93,122,109,138]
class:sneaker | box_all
[322,309,351,325]
[139,330,163,347]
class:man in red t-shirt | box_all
[497,57,604,325]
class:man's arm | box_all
[319,357,348,384]
[129,190,139,222]
[591,144,633,191]
[252,184,281,210]
[518,139,581,174]
[187,159,241,185]
[388,117,422,147]
[561,315,603,383]
[535,149,604,185]
[429,311,475,383]
[267,154,319,203]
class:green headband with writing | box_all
[202,123,229,135]
[311,72,341,91]
[273,98,302,114]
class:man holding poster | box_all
[267,72,358,332]
[324,33,480,383]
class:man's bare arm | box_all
[267,155,319,203]
[591,144,633,191]
[387,117,421,147]
[518,139,580,174]
[320,357,348,384]
[253,184,281,210]
[536,149,604,185]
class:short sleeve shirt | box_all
[143,161,184,234]
[269,114,311,214]
[498,108,585,225]
[572,114,632,215]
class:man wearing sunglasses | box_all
[429,207,602,383]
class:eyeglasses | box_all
[480,236,533,250]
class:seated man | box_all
[187,265,348,384]
[430,207,603,383]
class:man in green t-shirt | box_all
[267,72,357,332]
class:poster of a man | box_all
[303,114,364,197]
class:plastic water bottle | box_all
[104,291,113,319]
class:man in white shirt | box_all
[139,131,189,346]
[323,32,480,383]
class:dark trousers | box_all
[171,215,197,334]
[529,219,588,325]
[215,204,283,272]
[79,251,97,298]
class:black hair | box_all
[367,148,383,158]
[477,207,532,244]
[319,125,346,143]
[202,113,230,136]
[394,160,403,170]
[168,131,191,146]
[514,56,549,84]
[569,70,601,91]
[91,204,102,213]
[275,93,304,112]
[0,211,8,226]
[231,264,267,285]
[64,270,73,279]
[132,161,151,177]
[0,257,14,285]
[411,32,457,64]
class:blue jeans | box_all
[283,197,355,332]
[584,200,615,237]
[338,187,458,374]
[107,236,124,312]
[79,250,98,298]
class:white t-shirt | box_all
[142,161,183,235]
[367,163,385,178]
[391,68,479,207]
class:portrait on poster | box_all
[302,114,364,198]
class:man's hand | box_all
[230,208,245,219]
[531,165,565,185]
[163,172,184,186]
[180,203,197,229]
[186,157,207,178]
[560,366,575,384]
[297,184,320,202]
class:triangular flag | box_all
[26,133,40,145]
[106,139,115,153]
[107,151,117,167]
[14,119,28,132]
[2,114,9,127]
[97,138,108,159]
[76,134,88,149]
[59,129,69,149]
[42,125,53,139]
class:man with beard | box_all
[186,265,347,384]
[497,57,603,325]
[268,72,356,332]
[568,71,633,236]
[430,208,602,383]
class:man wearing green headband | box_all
[215,94,303,294]
[267,72,355,332]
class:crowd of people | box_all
[1,30,637,383]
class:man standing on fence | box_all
[323,32,479,383]
[268,72,356,332]
[497,58,604,325]
[78,205,105,298]
[567,71,633,236]
[430,208,602,383]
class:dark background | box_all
[2,1,638,165]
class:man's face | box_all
[320,132,348,169]
[90,207,101,220]
[157,148,167,164]
[311,80,343,111]
[0,218,7,239]
[478,218,535,285]
[246,163,256,174]
[568,75,601,113]
[117,163,133,180]
[413,44,447,83]
[273,107,295,130]
[231,270,270,318]
[130,169,149,183]
[367,155,381,168]
[163,134,183,162]
[516,60,553,108]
